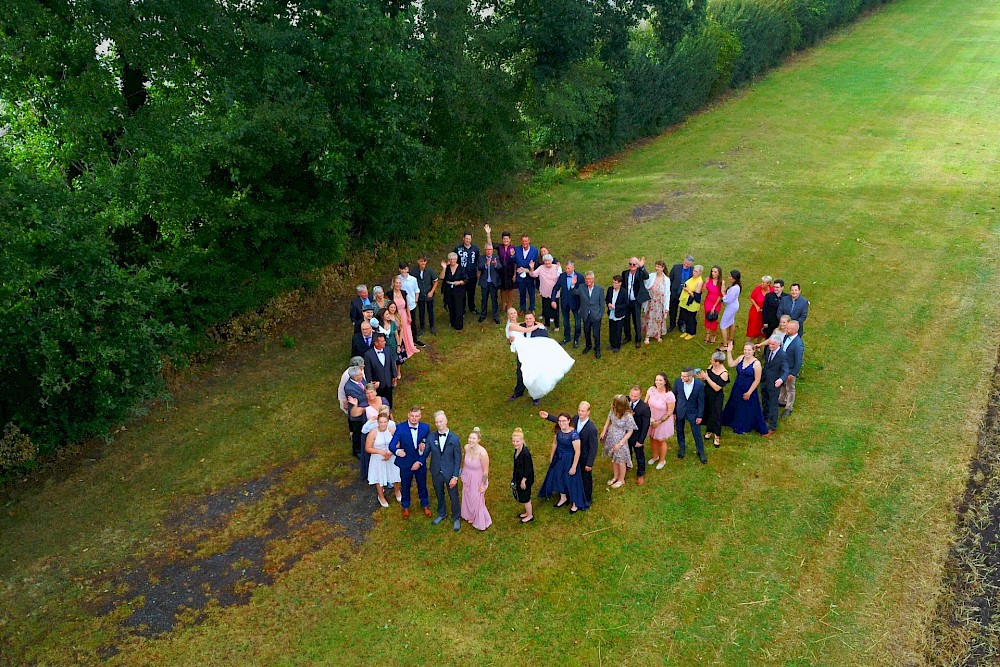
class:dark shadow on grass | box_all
[926,348,1000,665]
[95,463,375,651]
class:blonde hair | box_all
[512,427,524,441]
[761,275,773,285]
[469,427,482,445]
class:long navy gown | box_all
[720,358,769,435]
[538,429,590,510]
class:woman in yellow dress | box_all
[678,265,704,340]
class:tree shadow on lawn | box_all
[94,460,375,653]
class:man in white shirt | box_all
[397,262,424,347]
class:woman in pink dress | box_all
[460,428,492,531]
[702,265,724,344]
[747,275,772,343]
[389,276,418,359]
[644,373,676,470]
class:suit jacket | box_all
[350,296,372,325]
[628,399,651,446]
[762,347,789,385]
[545,415,599,468]
[343,378,369,422]
[477,254,501,288]
[781,335,804,377]
[668,264,690,298]
[390,421,431,471]
[762,291,784,330]
[673,379,705,421]
[512,446,535,488]
[605,285,628,320]
[575,283,606,321]
[351,332,374,359]
[427,430,462,480]
[551,271,584,311]
[777,296,809,333]
[620,267,651,304]
[363,346,397,391]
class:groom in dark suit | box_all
[761,337,788,434]
[540,400,599,504]
[673,368,708,463]
[627,386,651,484]
[391,406,432,519]
[429,410,463,532]
[508,312,548,406]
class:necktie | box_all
[630,401,636,410]
[365,337,370,346]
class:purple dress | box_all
[461,454,492,530]
[721,358,768,435]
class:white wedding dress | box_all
[508,327,575,399]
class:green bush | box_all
[712,0,802,86]
[0,423,37,471]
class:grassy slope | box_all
[3,0,1000,664]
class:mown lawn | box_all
[3,0,1000,664]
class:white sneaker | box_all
[611,480,624,489]
[395,493,402,503]
[647,458,657,465]
[655,461,666,470]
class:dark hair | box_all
[612,275,622,284]
[463,230,472,237]
[398,261,409,270]
[709,265,723,289]
[372,332,387,342]
[655,372,669,387]
[418,255,427,261]
[774,278,785,287]
[791,282,800,289]
[501,231,511,238]
[682,366,695,374]
[730,269,741,288]
[553,411,572,433]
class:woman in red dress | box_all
[747,275,773,343]
[702,265,724,344]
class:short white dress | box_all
[368,428,401,487]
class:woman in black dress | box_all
[698,351,730,448]
[511,427,535,524]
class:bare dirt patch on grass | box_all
[926,350,1000,665]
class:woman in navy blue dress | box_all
[720,341,768,435]
[538,413,590,512]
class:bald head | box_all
[787,321,800,335]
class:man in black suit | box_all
[351,321,375,359]
[540,400,599,505]
[621,257,650,348]
[477,243,501,323]
[627,386,651,484]
[760,337,788,434]
[551,261,583,346]
[667,256,694,333]
[363,333,397,408]
[349,284,373,330]
[673,368,708,463]
[429,410,463,532]
[575,271,605,359]
[455,231,480,314]
[605,275,628,353]
[508,312,548,406]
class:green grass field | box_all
[3,0,1000,664]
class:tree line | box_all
[0,0,887,461]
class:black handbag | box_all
[706,309,719,322]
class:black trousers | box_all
[623,300,643,342]
[761,382,781,431]
[465,272,477,312]
[679,309,697,335]
[542,296,558,329]
[479,282,499,320]
[630,439,646,478]
[448,287,466,329]
[417,299,435,330]
[582,316,602,352]
[608,318,624,350]
[513,361,526,397]
[676,414,706,460]
[349,418,365,458]
[560,306,581,342]
[432,473,460,520]
[409,308,420,341]
[581,467,593,504]
[668,294,681,330]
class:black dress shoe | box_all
[666,326,676,334]
[573,340,580,349]
[634,341,641,349]
[560,338,570,345]
[415,340,426,347]
[494,317,501,324]
[700,457,708,464]
[611,347,620,353]
[478,316,485,323]
[623,337,632,344]
[677,453,685,459]
[581,346,591,354]
[595,351,601,359]
[429,327,437,335]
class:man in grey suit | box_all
[777,283,809,335]
[761,338,788,434]
[574,271,605,359]
[429,410,463,532]
[779,320,804,417]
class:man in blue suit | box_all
[391,406,432,519]
[779,320,804,417]
[777,283,809,335]
[673,368,708,464]
[429,410,463,532]
[551,261,583,347]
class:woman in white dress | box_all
[504,308,575,400]
[720,269,742,348]
[366,411,401,507]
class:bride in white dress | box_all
[504,308,575,400]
